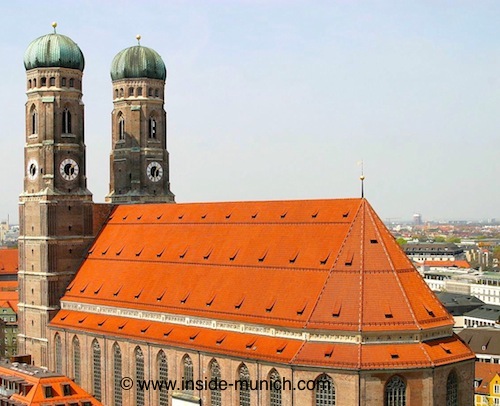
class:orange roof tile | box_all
[423,260,471,268]
[475,362,500,395]
[0,248,18,274]
[52,198,469,369]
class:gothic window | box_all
[62,108,72,134]
[149,117,157,138]
[118,115,125,140]
[28,79,32,89]
[54,334,62,374]
[69,78,74,87]
[137,87,143,96]
[115,89,119,99]
[73,336,81,385]
[120,88,124,97]
[62,77,66,87]
[269,369,281,406]
[33,78,37,87]
[183,355,194,393]
[155,89,159,97]
[31,109,37,135]
[41,77,47,86]
[157,351,168,406]
[135,347,145,406]
[148,87,153,97]
[446,371,458,406]
[92,339,102,401]
[50,77,55,86]
[209,359,221,406]
[385,376,406,406]
[129,87,134,97]
[315,374,335,406]
[239,364,250,406]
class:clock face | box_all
[59,158,79,181]
[147,161,163,182]
[27,159,38,181]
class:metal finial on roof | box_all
[136,35,141,45]
[358,160,365,198]
[52,22,57,33]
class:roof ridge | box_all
[304,200,364,328]
[365,202,422,330]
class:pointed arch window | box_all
[315,374,335,405]
[155,89,159,97]
[113,342,123,406]
[69,78,74,87]
[209,359,221,406]
[446,371,458,406]
[269,369,282,406]
[128,87,134,97]
[239,364,251,406]
[148,88,153,97]
[385,376,406,406]
[183,355,194,393]
[149,117,157,139]
[54,334,62,374]
[158,351,168,406]
[72,336,81,385]
[135,347,145,406]
[137,87,143,96]
[41,77,47,86]
[50,77,56,86]
[31,109,38,135]
[62,108,72,134]
[118,115,125,140]
[92,339,102,401]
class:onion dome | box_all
[24,23,84,71]
[110,36,166,81]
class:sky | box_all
[0,0,499,223]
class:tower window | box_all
[41,77,47,86]
[62,78,66,86]
[137,87,143,96]
[69,78,74,87]
[28,79,32,89]
[128,87,134,97]
[62,109,72,134]
[31,109,38,135]
[49,77,55,87]
[120,88,124,97]
[148,88,153,97]
[155,89,159,97]
[33,78,37,87]
[118,116,125,140]
[115,89,118,99]
[149,117,157,139]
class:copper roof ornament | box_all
[358,160,365,198]
[52,21,57,33]
[136,34,141,46]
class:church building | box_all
[17,26,475,406]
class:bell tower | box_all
[18,24,94,366]
[106,36,175,204]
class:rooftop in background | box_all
[434,292,484,316]
[463,304,500,323]
[474,362,500,395]
[459,328,500,356]
[0,359,102,405]
[0,248,18,281]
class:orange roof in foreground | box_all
[0,361,102,405]
[0,248,18,274]
[53,198,473,369]
[475,362,500,395]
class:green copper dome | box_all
[24,33,85,71]
[110,45,166,81]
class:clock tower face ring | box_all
[147,161,163,182]
[59,158,79,181]
[27,159,39,181]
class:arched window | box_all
[135,347,145,406]
[33,78,37,87]
[115,89,119,99]
[137,87,143,96]
[183,355,194,393]
[62,108,72,134]
[209,359,221,406]
[120,88,124,97]
[62,78,66,87]
[155,89,159,97]
[118,115,125,140]
[315,374,335,406]
[50,77,55,86]
[113,342,122,406]
[269,369,281,406]
[28,79,32,89]
[157,351,168,406]
[148,88,153,97]
[31,108,37,135]
[41,77,47,86]
[385,376,406,406]
[238,364,251,406]
[54,334,62,374]
[129,87,134,97]
[69,78,74,87]
[72,336,81,385]
[149,117,157,138]
[92,339,102,401]
[446,371,458,406]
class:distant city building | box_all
[434,292,484,328]
[459,328,500,364]
[463,305,500,329]
[474,362,500,406]
[413,213,422,225]
[404,242,465,262]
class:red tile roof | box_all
[0,248,18,274]
[53,198,473,369]
[475,362,500,395]
[423,260,471,268]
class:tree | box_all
[396,237,407,246]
